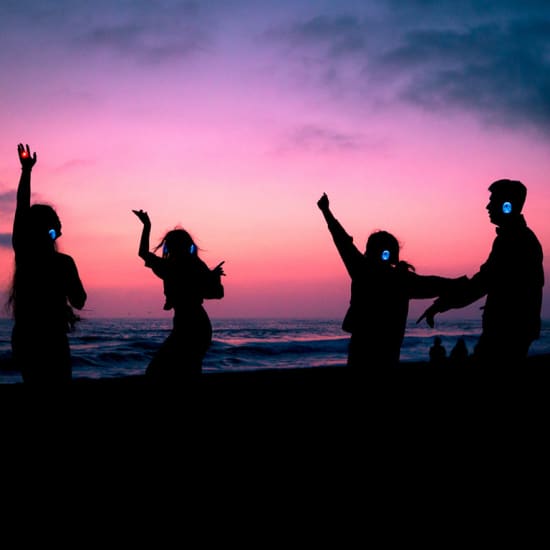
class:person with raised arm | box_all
[317,192,466,371]
[132,209,225,382]
[8,143,87,384]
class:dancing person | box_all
[8,143,87,384]
[132,209,225,382]
[418,179,544,368]
[317,192,466,371]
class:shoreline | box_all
[1,352,549,386]
[31,351,550,387]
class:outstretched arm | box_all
[132,209,151,260]
[417,270,488,328]
[12,143,37,250]
[317,193,363,278]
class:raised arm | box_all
[12,143,37,250]
[317,193,363,278]
[132,209,151,260]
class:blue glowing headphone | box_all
[502,201,512,214]
[163,242,196,255]
[381,249,390,261]
[48,228,57,240]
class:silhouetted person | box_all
[429,336,447,365]
[449,337,469,366]
[317,193,466,371]
[418,179,544,368]
[7,143,87,384]
[133,209,225,382]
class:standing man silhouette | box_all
[418,179,544,367]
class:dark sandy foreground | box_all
[3,355,550,450]
[65,352,550,387]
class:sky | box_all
[0,0,549,320]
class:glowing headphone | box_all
[48,228,58,240]
[163,243,197,255]
[502,201,512,214]
[381,249,390,261]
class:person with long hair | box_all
[132,209,225,381]
[8,143,87,383]
[317,192,465,370]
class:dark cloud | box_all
[73,1,213,64]
[379,19,550,133]
[1,0,211,64]
[0,234,11,249]
[267,15,368,57]
[267,4,550,137]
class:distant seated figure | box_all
[449,337,469,366]
[429,336,447,365]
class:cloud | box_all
[266,3,550,137]
[0,234,11,249]
[266,14,368,57]
[73,1,213,64]
[0,190,15,216]
[378,19,550,133]
[1,0,212,65]
[284,124,370,153]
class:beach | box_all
[13,350,548,392]
[2,317,550,385]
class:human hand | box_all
[18,143,37,170]
[213,261,226,277]
[132,209,151,227]
[417,304,438,328]
[317,192,329,211]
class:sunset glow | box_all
[1,1,548,320]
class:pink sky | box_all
[1,2,549,320]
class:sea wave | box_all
[1,317,549,383]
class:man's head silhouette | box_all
[486,179,526,226]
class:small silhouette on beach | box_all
[449,337,469,366]
[429,336,447,365]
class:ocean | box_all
[1,317,549,384]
